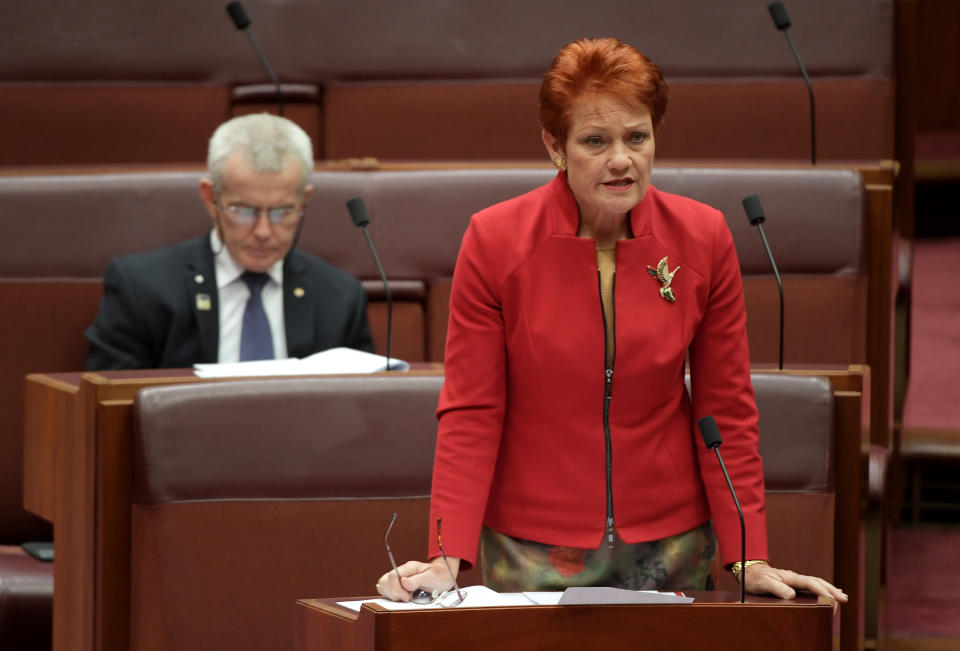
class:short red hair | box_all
[539,37,669,144]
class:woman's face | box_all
[543,94,655,226]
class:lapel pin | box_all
[195,293,212,311]
[293,287,305,298]
[647,256,679,303]
[194,274,204,284]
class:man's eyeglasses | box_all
[384,513,465,607]
[217,202,303,226]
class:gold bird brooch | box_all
[647,256,679,303]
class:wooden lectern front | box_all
[295,592,836,651]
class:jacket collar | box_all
[184,236,219,363]
[546,171,657,239]
[281,251,314,358]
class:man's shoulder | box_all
[286,250,363,291]
[110,236,208,273]
[287,249,357,282]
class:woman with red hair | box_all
[377,37,846,604]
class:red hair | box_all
[539,37,669,144]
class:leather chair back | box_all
[129,371,835,650]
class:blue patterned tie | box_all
[239,271,275,361]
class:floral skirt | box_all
[481,521,716,592]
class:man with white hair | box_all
[86,113,373,369]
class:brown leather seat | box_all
[0,1,893,166]
[691,374,836,590]
[0,165,867,369]
[129,371,837,651]
[129,375,465,651]
[0,545,52,651]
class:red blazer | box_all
[430,173,768,569]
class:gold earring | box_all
[553,156,567,172]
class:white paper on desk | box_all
[558,587,694,605]
[337,585,549,612]
[522,591,564,605]
[193,347,409,378]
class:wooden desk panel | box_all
[23,373,79,521]
[296,593,836,651]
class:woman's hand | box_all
[743,563,848,603]
[375,556,461,602]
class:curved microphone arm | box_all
[756,223,785,371]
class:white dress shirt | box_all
[211,230,288,363]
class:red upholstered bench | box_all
[0,545,52,651]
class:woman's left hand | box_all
[743,563,848,603]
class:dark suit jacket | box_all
[86,236,374,370]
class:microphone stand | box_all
[743,194,784,370]
[781,28,815,165]
[242,29,284,117]
[226,1,284,116]
[768,2,815,164]
[756,222,784,371]
[698,416,747,604]
[346,197,393,371]
[713,447,746,604]
[360,227,392,371]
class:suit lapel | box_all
[185,238,219,363]
[283,253,315,359]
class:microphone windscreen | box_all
[346,197,371,228]
[767,2,791,30]
[697,416,722,450]
[226,2,251,30]
[742,194,766,226]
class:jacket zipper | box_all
[598,270,616,548]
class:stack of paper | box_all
[337,585,693,612]
[193,347,409,378]
[337,585,556,612]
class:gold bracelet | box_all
[729,559,768,577]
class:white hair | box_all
[207,113,313,191]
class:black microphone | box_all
[742,194,784,371]
[346,197,394,371]
[225,2,284,116]
[767,2,816,165]
[697,415,746,604]
[225,1,250,28]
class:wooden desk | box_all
[22,367,443,651]
[295,592,837,651]
[22,366,863,651]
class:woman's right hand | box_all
[375,556,460,602]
